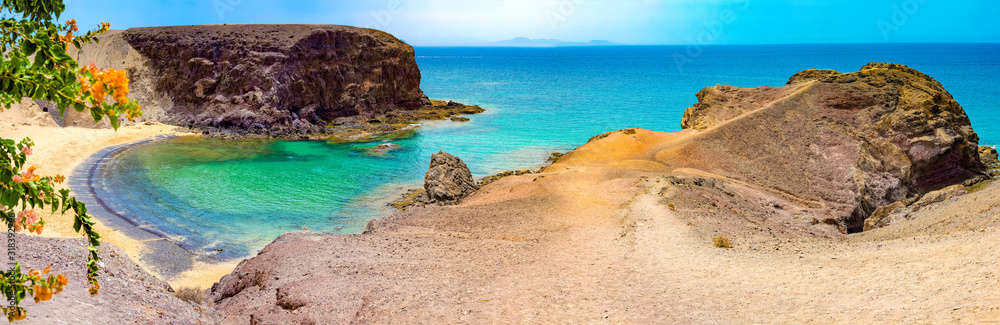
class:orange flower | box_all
[13,166,41,183]
[56,274,68,286]
[88,282,100,296]
[54,19,79,50]
[15,209,41,233]
[92,81,105,101]
[54,174,65,183]
[33,286,52,302]
[6,307,26,321]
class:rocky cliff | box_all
[70,24,426,131]
[675,62,984,231]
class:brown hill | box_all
[642,62,981,232]
[68,24,425,130]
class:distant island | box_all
[491,37,616,47]
[417,37,618,47]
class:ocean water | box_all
[94,43,1000,259]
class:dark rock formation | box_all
[423,151,475,203]
[982,146,999,161]
[863,184,968,231]
[981,146,999,170]
[72,24,425,131]
[673,63,984,232]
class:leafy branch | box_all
[0,0,142,321]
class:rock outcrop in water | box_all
[70,24,427,131]
[424,151,475,203]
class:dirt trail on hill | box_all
[212,155,1000,323]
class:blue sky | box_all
[62,0,998,45]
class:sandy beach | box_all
[1,102,238,290]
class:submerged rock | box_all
[424,151,475,203]
[366,142,400,155]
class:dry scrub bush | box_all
[173,287,209,305]
[713,235,733,248]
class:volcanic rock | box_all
[673,62,984,232]
[70,24,424,131]
[862,184,968,231]
[423,151,475,203]
[981,146,999,167]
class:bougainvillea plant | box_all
[0,0,141,321]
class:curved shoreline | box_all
[71,135,177,236]
[67,135,230,283]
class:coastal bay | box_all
[1,24,997,323]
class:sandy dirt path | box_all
[213,158,1000,323]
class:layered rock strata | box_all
[70,24,434,133]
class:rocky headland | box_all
[63,24,483,139]
[197,63,998,323]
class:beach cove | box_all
[73,44,1000,279]
[9,42,1000,290]
[1,21,998,323]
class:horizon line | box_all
[409,41,1000,47]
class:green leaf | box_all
[108,114,118,130]
[0,188,17,207]
[53,48,72,62]
[90,107,101,122]
[26,182,38,197]
[76,201,87,215]
[21,40,36,56]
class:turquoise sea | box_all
[92,43,1000,259]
